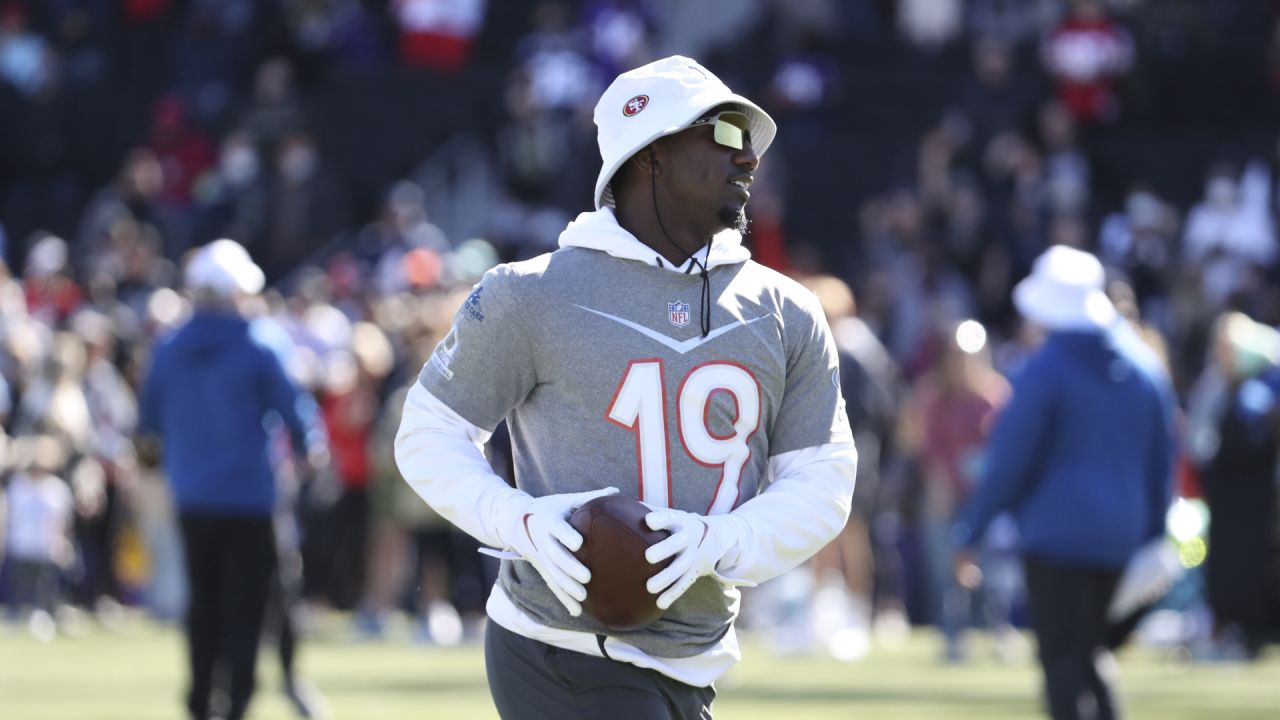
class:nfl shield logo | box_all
[668,301,691,328]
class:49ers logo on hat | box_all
[622,94,649,116]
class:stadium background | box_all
[2,0,1280,718]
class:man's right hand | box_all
[495,487,619,617]
[954,548,983,590]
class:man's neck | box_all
[614,202,711,268]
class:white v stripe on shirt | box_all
[575,305,769,354]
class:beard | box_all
[718,204,750,234]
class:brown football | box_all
[570,494,672,631]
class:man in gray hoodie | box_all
[396,56,857,719]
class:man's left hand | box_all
[644,509,752,610]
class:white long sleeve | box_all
[393,382,527,549]
[395,381,857,586]
[715,441,858,584]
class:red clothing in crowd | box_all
[24,276,82,325]
[917,383,1004,502]
[1042,14,1133,123]
[393,0,486,74]
[321,388,376,490]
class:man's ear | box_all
[633,145,659,177]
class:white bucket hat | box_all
[184,238,265,296]
[1013,245,1116,330]
[593,55,777,209]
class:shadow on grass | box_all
[728,684,1276,718]
[729,685,1030,707]
[316,676,492,696]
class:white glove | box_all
[644,509,755,610]
[486,486,619,617]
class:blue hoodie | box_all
[954,328,1176,569]
[139,310,324,516]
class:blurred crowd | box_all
[2,0,1279,667]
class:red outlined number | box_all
[606,359,671,507]
[608,361,761,512]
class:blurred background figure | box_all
[1189,312,1280,660]
[20,234,82,327]
[194,129,269,251]
[256,131,349,285]
[137,239,328,720]
[69,308,138,621]
[3,434,74,641]
[356,285,491,645]
[900,319,1014,663]
[953,246,1176,720]
[76,150,170,273]
[306,347,375,612]
[1181,161,1277,312]
[1098,187,1179,337]
[803,273,903,661]
[248,289,333,719]
[1040,0,1133,126]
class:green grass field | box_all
[1,617,1277,719]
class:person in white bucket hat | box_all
[183,238,266,300]
[952,244,1176,720]
[397,56,855,718]
[140,238,328,720]
[1011,244,1116,332]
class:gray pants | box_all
[484,621,715,719]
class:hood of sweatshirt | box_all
[556,207,752,272]
[168,310,252,359]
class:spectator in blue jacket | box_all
[952,245,1175,720]
[138,238,327,720]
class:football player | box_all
[396,56,857,719]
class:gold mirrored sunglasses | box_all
[688,111,751,150]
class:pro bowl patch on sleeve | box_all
[429,326,458,379]
[463,286,486,322]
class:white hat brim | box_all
[185,240,266,297]
[1014,274,1116,331]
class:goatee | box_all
[719,206,750,234]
